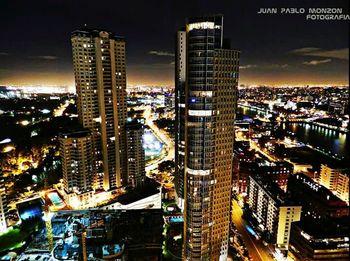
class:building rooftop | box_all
[187,14,224,24]
[288,173,348,207]
[126,122,144,131]
[293,215,349,238]
[48,209,163,260]
[250,175,294,205]
[60,129,91,139]
[71,26,124,40]
[99,178,159,207]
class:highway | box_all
[231,200,274,261]
[143,106,175,173]
[53,99,72,117]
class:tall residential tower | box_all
[71,28,128,191]
[175,15,239,260]
[0,179,8,232]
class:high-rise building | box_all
[126,122,146,188]
[319,164,349,204]
[59,130,93,194]
[248,175,301,251]
[174,29,186,210]
[0,179,8,231]
[71,28,127,191]
[176,15,239,260]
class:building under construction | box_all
[22,209,163,261]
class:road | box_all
[53,99,72,117]
[231,200,274,261]
[235,131,278,162]
[143,106,175,173]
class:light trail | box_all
[143,106,175,174]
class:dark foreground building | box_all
[287,173,349,218]
[50,209,163,261]
[290,217,349,260]
[287,174,349,260]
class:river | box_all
[237,106,350,163]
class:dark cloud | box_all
[290,47,321,54]
[290,47,349,60]
[28,55,58,60]
[240,64,288,70]
[303,59,332,66]
[148,50,175,57]
[0,52,9,56]
[239,64,258,70]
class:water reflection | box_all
[237,106,349,161]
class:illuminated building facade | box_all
[176,15,240,260]
[335,171,349,204]
[126,122,146,188]
[320,164,340,191]
[320,164,349,204]
[59,130,93,194]
[248,175,301,251]
[71,28,127,191]
[0,179,8,231]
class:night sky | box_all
[0,0,349,87]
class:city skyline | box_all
[0,0,349,87]
[0,1,349,260]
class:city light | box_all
[0,3,348,261]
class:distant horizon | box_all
[0,82,349,92]
[0,72,348,88]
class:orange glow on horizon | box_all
[0,71,348,88]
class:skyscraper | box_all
[126,122,146,188]
[174,29,186,210]
[71,28,128,191]
[175,15,240,260]
[0,179,8,232]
